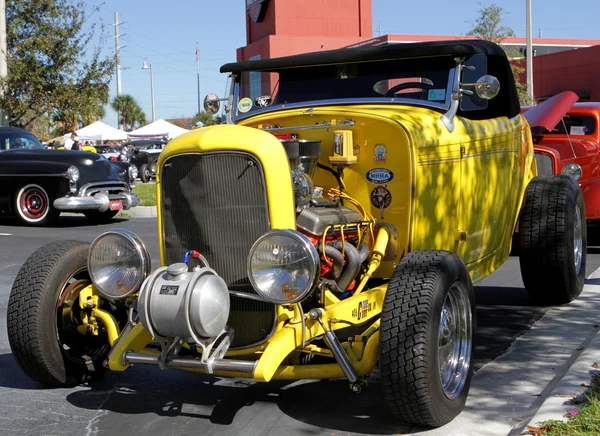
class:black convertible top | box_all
[221,39,508,73]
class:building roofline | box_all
[346,34,600,49]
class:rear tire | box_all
[380,250,475,427]
[519,175,586,304]
[7,241,120,386]
[140,164,150,183]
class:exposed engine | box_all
[281,138,374,298]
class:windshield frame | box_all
[230,65,456,123]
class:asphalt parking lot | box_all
[0,216,599,435]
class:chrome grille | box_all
[535,152,554,176]
[160,152,276,348]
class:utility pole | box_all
[114,12,122,128]
[0,0,8,126]
[196,41,201,117]
[526,0,533,101]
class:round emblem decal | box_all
[371,185,392,219]
[366,168,394,184]
[237,97,253,113]
[374,144,387,163]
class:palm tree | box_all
[195,111,219,126]
[111,95,147,131]
[130,106,146,130]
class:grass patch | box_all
[530,375,600,435]
[133,184,157,207]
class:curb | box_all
[118,206,157,218]
[515,267,600,433]
[527,331,600,426]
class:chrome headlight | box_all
[88,229,151,299]
[128,165,138,180]
[561,163,582,181]
[247,230,319,304]
[67,166,79,182]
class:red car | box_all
[522,91,600,221]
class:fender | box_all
[580,178,600,220]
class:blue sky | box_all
[88,0,600,127]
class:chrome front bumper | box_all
[54,192,140,212]
[54,181,140,212]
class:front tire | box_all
[84,210,119,224]
[380,250,475,427]
[519,175,586,304]
[15,184,57,226]
[7,241,119,386]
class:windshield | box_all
[0,131,43,151]
[550,115,596,136]
[232,56,454,120]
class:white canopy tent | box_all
[127,119,188,140]
[63,121,128,142]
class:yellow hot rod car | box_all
[7,40,586,428]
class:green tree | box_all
[194,111,220,126]
[111,94,146,131]
[467,3,533,105]
[0,0,114,130]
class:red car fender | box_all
[580,178,600,220]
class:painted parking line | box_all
[0,233,12,236]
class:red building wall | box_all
[239,0,372,61]
[533,45,600,101]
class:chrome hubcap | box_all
[574,204,583,274]
[20,187,48,219]
[438,282,472,400]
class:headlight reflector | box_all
[248,230,319,304]
[128,165,138,180]
[561,163,582,181]
[67,166,79,182]
[88,229,151,299]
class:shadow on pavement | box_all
[64,372,420,434]
[473,286,549,371]
[0,350,419,434]
[0,353,53,390]
[0,215,129,228]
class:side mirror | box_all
[204,93,221,115]
[471,75,501,100]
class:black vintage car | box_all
[0,127,139,226]
[123,139,166,183]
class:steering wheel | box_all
[384,82,435,97]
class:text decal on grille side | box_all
[160,285,179,295]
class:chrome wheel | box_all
[574,204,583,274]
[438,281,473,400]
